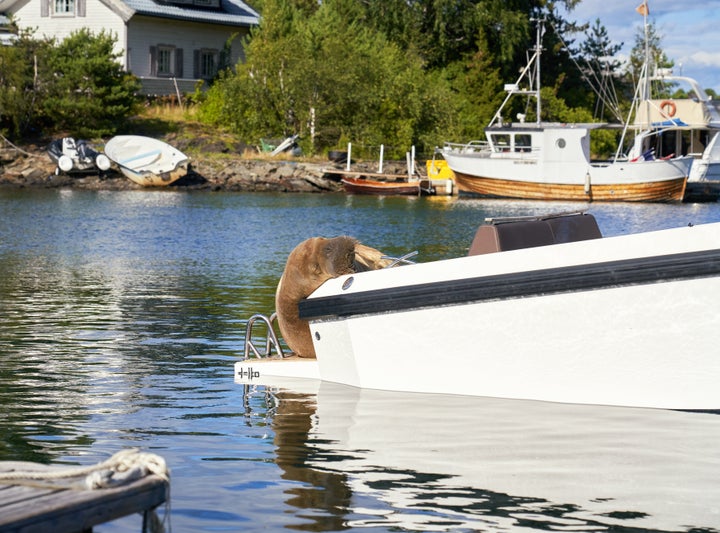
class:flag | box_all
[636,1,649,16]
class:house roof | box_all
[0,0,259,27]
[121,0,259,26]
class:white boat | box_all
[629,72,720,201]
[104,135,189,186]
[440,19,691,203]
[236,212,720,410]
[247,381,720,531]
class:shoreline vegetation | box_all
[0,119,416,193]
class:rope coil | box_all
[0,448,170,489]
[0,449,171,532]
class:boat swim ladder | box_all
[243,312,286,359]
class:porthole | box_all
[556,138,566,149]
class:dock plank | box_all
[0,454,168,533]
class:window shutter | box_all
[149,46,157,76]
[175,48,183,78]
[193,50,200,79]
[41,0,49,17]
[77,0,86,16]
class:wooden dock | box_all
[0,450,169,532]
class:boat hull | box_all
[453,170,687,202]
[287,223,720,410]
[104,135,189,187]
[119,161,190,187]
[341,176,431,196]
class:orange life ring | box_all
[660,100,676,117]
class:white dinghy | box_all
[236,212,720,410]
[104,135,189,186]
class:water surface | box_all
[1,189,719,532]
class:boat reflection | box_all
[251,380,720,531]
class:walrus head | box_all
[275,236,387,358]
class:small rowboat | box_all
[104,135,189,187]
[341,176,434,196]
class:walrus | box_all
[275,236,390,358]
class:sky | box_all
[560,0,720,93]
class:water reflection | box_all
[261,381,720,532]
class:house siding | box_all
[12,0,128,65]
[128,14,246,78]
[4,0,256,95]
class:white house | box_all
[0,0,259,95]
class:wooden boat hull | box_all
[104,135,189,187]
[342,176,433,196]
[453,171,687,202]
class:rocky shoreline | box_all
[0,139,414,193]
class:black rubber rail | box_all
[299,248,720,320]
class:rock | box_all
[0,142,385,194]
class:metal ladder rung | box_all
[243,312,285,359]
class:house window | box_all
[54,0,74,14]
[150,45,183,78]
[157,46,174,76]
[199,49,218,79]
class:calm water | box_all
[1,188,720,532]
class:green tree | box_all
[572,18,627,122]
[628,20,674,97]
[40,29,140,138]
[200,0,456,157]
[0,26,53,137]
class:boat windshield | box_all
[488,132,533,153]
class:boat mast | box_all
[489,18,544,127]
[615,2,651,159]
[532,17,542,125]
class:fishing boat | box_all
[104,135,189,187]
[629,72,720,201]
[47,137,111,176]
[440,18,690,203]
[341,175,434,196]
[236,211,720,410]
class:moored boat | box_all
[440,17,690,203]
[236,212,720,410]
[629,73,720,201]
[104,135,189,187]
[341,175,434,196]
[47,137,111,176]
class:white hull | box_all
[104,135,189,187]
[237,222,720,410]
[441,127,690,202]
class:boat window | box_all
[515,134,531,152]
[556,138,567,149]
[490,134,511,152]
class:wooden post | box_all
[378,144,384,173]
[346,143,352,171]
